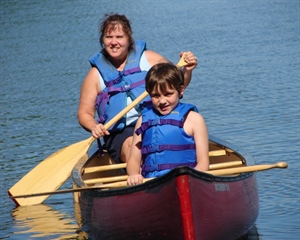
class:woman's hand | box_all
[91,123,110,138]
[127,174,144,186]
[180,51,198,72]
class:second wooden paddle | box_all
[10,161,287,199]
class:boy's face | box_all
[150,85,184,115]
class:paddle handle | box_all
[207,161,288,176]
[177,55,189,68]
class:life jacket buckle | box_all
[121,84,131,92]
[149,119,161,126]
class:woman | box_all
[78,14,198,163]
[127,63,209,185]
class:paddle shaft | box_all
[206,161,288,176]
[10,162,287,199]
[105,91,149,129]
[83,57,188,147]
[10,178,153,198]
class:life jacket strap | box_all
[95,92,109,108]
[106,79,145,94]
[136,119,184,135]
[97,138,104,156]
[141,144,195,154]
[142,162,196,173]
[105,67,142,87]
[97,114,108,124]
[95,78,145,124]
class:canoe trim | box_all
[73,166,254,198]
[177,175,195,239]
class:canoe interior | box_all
[79,136,248,184]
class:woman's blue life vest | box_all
[135,102,199,178]
[89,40,151,132]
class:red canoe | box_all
[72,135,259,239]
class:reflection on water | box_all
[11,204,82,239]
[241,225,260,240]
[8,193,261,240]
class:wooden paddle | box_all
[8,56,188,206]
[84,161,288,185]
[10,161,287,199]
[8,91,149,206]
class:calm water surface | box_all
[1,0,299,239]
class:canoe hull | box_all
[72,136,259,239]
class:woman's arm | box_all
[144,50,168,67]
[179,51,198,87]
[145,50,198,87]
[78,67,109,138]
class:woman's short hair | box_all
[99,13,134,52]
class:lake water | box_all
[0,0,299,239]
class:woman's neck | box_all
[108,53,129,71]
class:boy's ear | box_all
[179,86,185,99]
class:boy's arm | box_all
[127,117,144,185]
[188,112,210,171]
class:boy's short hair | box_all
[145,63,184,94]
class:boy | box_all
[127,63,209,185]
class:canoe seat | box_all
[84,149,228,175]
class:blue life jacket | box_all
[89,40,151,132]
[135,103,198,178]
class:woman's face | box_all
[103,24,130,61]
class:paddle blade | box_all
[8,137,94,206]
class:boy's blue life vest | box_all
[135,103,198,178]
[90,40,151,132]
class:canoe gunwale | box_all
[74,166,254,198]
[72,135,256,198]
